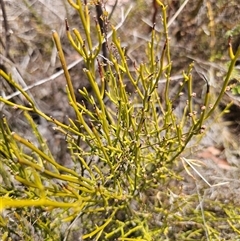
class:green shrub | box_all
[1,0,240,240]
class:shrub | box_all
[0,0,240,240]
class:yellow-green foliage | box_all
[1,0,240,240]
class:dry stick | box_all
[150,0,158,32]
[96,1,108,68]
[3,4,133,101]
[167,0,190,28]
[146,0,191,32]
[0,0,10,58]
